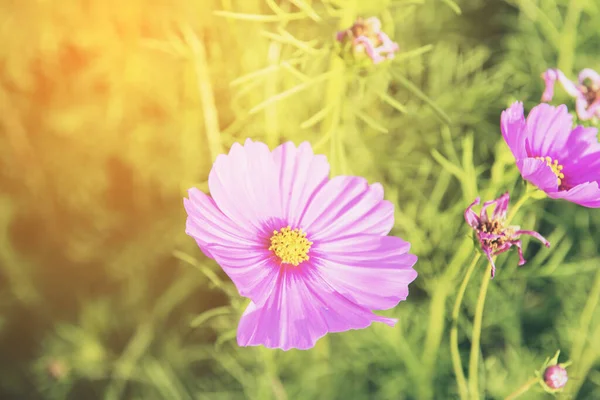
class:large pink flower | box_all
[184,139,418,350]
[501,101,600,208]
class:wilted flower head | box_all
[541,68,600,120]
[184,139,418,350]
[336,17,399,64]
[501,101,600,207]
[544,365,568,390]
[465,192,550,278]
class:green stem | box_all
[258,348,287,400]
[468,263,492,399]
[506,191,531,225]
[465,190,533,399]
[567,268,600,396]
[420,282,446,399]
[182,25,223,162]
[557,0,583,74]
[420,237,477,398]
[504,376,538,400]
[451,253,481,400]
[323,57,346,176]
[571,324,600,399]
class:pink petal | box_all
[578,68,600,86]
[576,97,600,121]
[590,100,600,118]
[236,265,396,351]
[184,188,261,257]
[546,181,600,208]
[208,139,282,235]
[464,197,481,228]
[541,69,581,99]
[207,245,281,306]
[377,32,400,54]
[478,232,503,242]
[562,158,600,189]
[354,36,385,64]
[515,230,550,248]
[516,158,559,192]
[492,240,525,265]
[501,101,529,160]
[312,235,417,310]
[510,240,526,266]
[491,192,510,221]
[556,125,600,187]
[541,69,558,102]
[525,103,573,159]
[562,125,600,158]
[185,189,282,305]
[482,249,497,278]
[299,176,394,241]
[480,197,502,223]
[271,141,330,228]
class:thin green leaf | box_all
[392,72,451,124]
[215,329,238,349]
[249,71,333,114]
[441,0,462,15]
[355,110,389,134]
[261,30,321,55]
[230,58,303,87]
[289,0,322,21]
[300,106,333,129]
[431,149,464,178]
[213,10,306,22]
[377,91,407,113]
[393,44,434,62]
[190,306,232,328]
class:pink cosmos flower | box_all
[336,17,399,64]
[184,139,418,350]
[501,101,600,208]
[541,68,600,120]
[465,192,550,278]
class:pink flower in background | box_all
[184,139,418,350]
[501,101,600,208]
[336,17,399,64]
[541,68,600,120]
[465,192,550,278]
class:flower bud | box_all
[543,364,568,390]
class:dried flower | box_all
[541,68,600,121]
[501,101,600,207]
[465,192,550,277]
[184,139,418,350]
[336,17,399,64]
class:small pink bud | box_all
[543,365,568,389]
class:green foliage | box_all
[1,0,599,399]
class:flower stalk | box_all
[450,252,481,400]
[464,190,543,398]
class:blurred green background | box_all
[0,0,599,399]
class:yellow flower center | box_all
[536,156,565,186]
[268,226,312,266]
